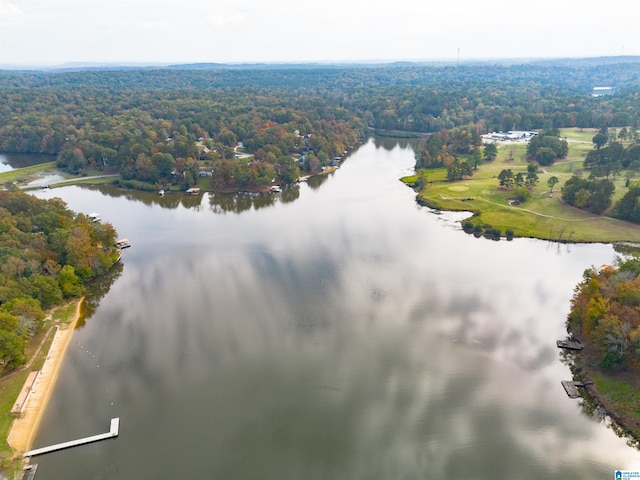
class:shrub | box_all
[462,221,474,233]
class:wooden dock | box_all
[22,463,38,480]
[23,418,119,457]
[556,339,583,351]
[561,381,583,398]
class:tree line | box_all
[1,60,640,190]
[0,85,367,190]
[567,257,640,369]
[0,190,120,374]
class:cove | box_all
[32,137,640,479]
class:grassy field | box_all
[589,371,640,441]
[0,162,58,186]
[0,162,122,192]
[406,129,640,243]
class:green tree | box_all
[535,147,556,166]
[151,152,176,179]
[498,169,514,188]
[0,327,26,372]
[525,172,539,189]
[416,170,429,190]
[59,265,84,297]
[593,314,631,368]
[447,158,472,181]
[484,142,498,160]
[593,132,608,150]
[547,176,559,192]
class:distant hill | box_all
[3,56,639,74]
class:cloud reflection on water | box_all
[34,139,640,478]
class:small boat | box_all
[158,189,165,196]
[115,238,131,249]
[186,187,201,195]
[270,185,281,193]
[88,213,101,223]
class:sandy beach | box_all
[7,299,83,454]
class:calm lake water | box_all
[32,138,640,479]
[0,153,54,173]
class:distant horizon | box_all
[2,54,640,71]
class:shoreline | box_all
[7,299,83,455]
[570,340,640,447]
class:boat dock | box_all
[23,418,119,457]
[561,380,591,398]
[556,339,583,351]
[22,463,38,480]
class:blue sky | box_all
[0,0,637,66]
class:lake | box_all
[32,138,640,479]
[0,153,54,173]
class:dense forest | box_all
[0,190,119,374]
[567,257,640,370]
[1,59,640,192]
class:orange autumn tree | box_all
[567,258,640,369]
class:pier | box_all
[23,418,119,457]
[556,339,583,351]
[561,380,594,398]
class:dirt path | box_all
[7,300,83,453]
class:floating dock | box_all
[23,418,119,457]
[561,381,583,398]
[556,339,583,351]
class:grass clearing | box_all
[414,129,640,242]
[52,301,79,325]
[560,128,599,143]
[590,371,640,440]
[0,162,58,186]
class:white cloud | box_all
[206,11,246,27]
[139,20,170,30]
[0,0,638,65]
[0,0,23,25]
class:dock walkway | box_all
[23,418,119,457]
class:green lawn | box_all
[0,162,58,186]
[590,371,640,440]
[408,129,640,242]
[559,128,599,143]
